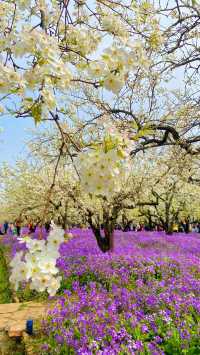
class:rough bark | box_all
[90,225,111,253]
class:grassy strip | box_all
[0,245,12,303]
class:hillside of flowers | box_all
[2,229,199,354]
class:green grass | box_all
[16,284,48,302]
[0,245,12,303]
[0,336,25,355]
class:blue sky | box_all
[0,116,35,165]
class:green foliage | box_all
[16,284,48,302]
[192,0,197,6]
[0,245,12,303]
[31,102,42,125]
[59,270,114,293]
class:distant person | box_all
[28,222,36,234]
[130,223,136,231]
[3,221,8,234]
[192,224,198,233]
[15,220,21,236]
[178,223,184,232]
[181,220,187,233]
[137,224,144,232]
[45,222,51,233]
[173,223,178,233]
[13,225,17,235]
[156,225,163,232]
[124,224,130,232]
[185,219,190,234]
[8,223,14,235]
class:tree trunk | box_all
[91,226,110,252]
[148,214,153,231]
[104,226,114,251]
[165,223,173,235]
[165,202,173,235]
[88,221,114,253]
[87,208,116,253]
[62,202,69,230]
[185,218,190,233]
[61,213,68,230]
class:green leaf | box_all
[130,121,138,130]
[10,88,19,94]
[24,97,34,103]
[104,136,116,153]
[31,102,42,125]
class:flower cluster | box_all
[0,63,24,94]
[77,134,131,198]
[64,25,100,57]
[87,43,149,94]
[101,14,128,38]
[9,223,70,296]
[0,0,158,122]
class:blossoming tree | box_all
[137,148,200,233]
[1,0,199,151]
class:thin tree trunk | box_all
[165,202,173,235]
[87,209,116,253]
[166,224,173,235]
[92,226,110,252]
[104,227,114,251]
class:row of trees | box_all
[1,129,200,250]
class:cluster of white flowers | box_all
[101,15,128,38]
[0,63,24,94]
[64,26,100,57]
[77,134,131,198]
[0,0,164,120]
[0,2,14,33]
[9,223,72,296]
[0,29,71,113]
[87,43,149,94]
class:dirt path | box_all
[0,302,47,335]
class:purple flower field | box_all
[47,230,200,354]
[1,230,200,354]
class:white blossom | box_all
[9,223,67,296]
